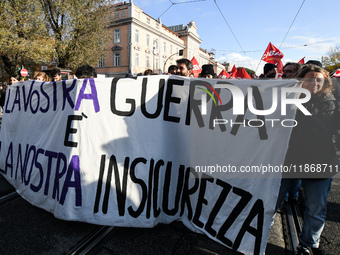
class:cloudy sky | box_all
[130,0,340,75]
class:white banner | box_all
[0,76,300,255]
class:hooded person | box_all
[199,64,215,78]
[260,63,277,78]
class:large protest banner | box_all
[0,76,302,255]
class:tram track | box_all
[65,226,117,255]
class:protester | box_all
[144,69,153,75]
[259,63,277,78]
[51,67,62,81]
[125,73,135,78]
[305,60,322,68]
[75,64,97,78]
[199,64,215,78]
[10,74,22,85]
[275,64,339,255]
[282,62,302,79]
[34,72,50,82]
[168,65,177,75]
[0,84,6,112]
[176,58,193,77]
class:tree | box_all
[39,0,115,70]
[0,0,54,76]
[0,0,116,77]
[322,44,340,72]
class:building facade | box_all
[96,1,227,77]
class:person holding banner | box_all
[75,64,97,78]
[199,64,216,79]
[34,72,50,82]
[176,58,193,77]
[10,74,22,85]
[282,62,302,79]
[276,64,340,255]
[259,63,277,79]
[51,67,62,82]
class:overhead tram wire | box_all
[158,0,208,19]
[213,0,251,67]
[279,0,306,49]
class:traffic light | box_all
[179,49,183,56]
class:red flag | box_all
[261,42,284,64]
[190,56,201,77]
[298,57,305,64]
[218,70,230,79]
[235,67,251,79]
[231,65,237,74]
[229,65,238,78]
[276,60,283,78]
[333,69,340,77]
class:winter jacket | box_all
[283,93,340,179]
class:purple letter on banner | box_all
[75,79,100,112]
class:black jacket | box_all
[284,93,340,178]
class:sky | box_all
[130,0,340,75]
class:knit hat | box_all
[200,64,215,76]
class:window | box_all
[135,53,139,66]
[163,42,166,53]
[41,66,47,70]
[97,56,106,67]
[135,29,139,43]
[146,34,150,47]
[146,56,150,68]
[146,17,150,24]
[154,39,158,50]
[155,58,159,70]
[114,29,121,44]
[114,53,121,66]
[170,45,173,55]
[114,12,119,19]
[121,11,126,17]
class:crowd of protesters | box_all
[1,59,339,255]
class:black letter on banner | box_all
[52,153,68,201]
[4,142,13,175]
[141,78,165,118]
[60,155,82,206]
[180,167,199,220]
[216,186,252,247]
[40,83,50,113]
[100,156,129,215]
[162,163,185,216]
[24,145,36,186]
[146,159,154,219]
[11,87,21,112]
[94,155,106,214]
[192,174,214,228]
[230,86,268,140]
[153,160,164,218]
[110,77,135,116]
[164,79,183,123]
[62,79,76,110]
[44,150,58,195]
[233,199,264,255]
[22,82,34,111]
[64,115,83,147]
[30,148,45,192]
[15,144,29,181]
[128,157,148,218]
[185,80,205,127]
[205,179,232,237]
[208,81,235,131]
